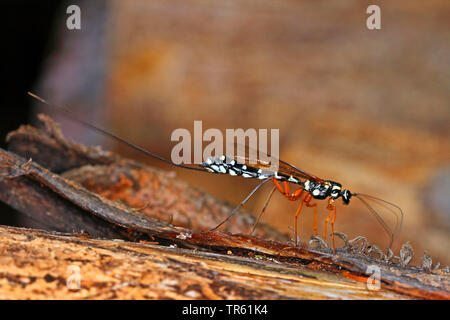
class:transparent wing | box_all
[278,159,325,183]
[225,143,324,183]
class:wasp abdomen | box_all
[201,155,299,183]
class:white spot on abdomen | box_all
[288,176,298,183]
[304,180,310,191]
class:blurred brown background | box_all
[28,0,449,265]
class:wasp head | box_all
[341,189,352,205]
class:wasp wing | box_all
[228,151,324,183]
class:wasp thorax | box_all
[305,180,349,202]
[329,182,342,198]
[304,180,331,200]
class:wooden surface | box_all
[0,116,449,299]
[0,225,415,299]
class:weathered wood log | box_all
[0,115,448,299]
[0,225,416,300]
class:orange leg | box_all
[271,178,303,200]
[272,178,286,195]
[323,203,333,240]
[323,199,337,254]
[330,204,337,254]
[284,181,290,195]
[272,178,316,245]
[304,198,318,236]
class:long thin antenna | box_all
[353,193,403,251]
[27,92,207,172]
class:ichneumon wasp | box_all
[27,92,404,255]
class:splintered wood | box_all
[0,115,448,299]
[0,226,410,299]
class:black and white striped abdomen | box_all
[200,155,303,184]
